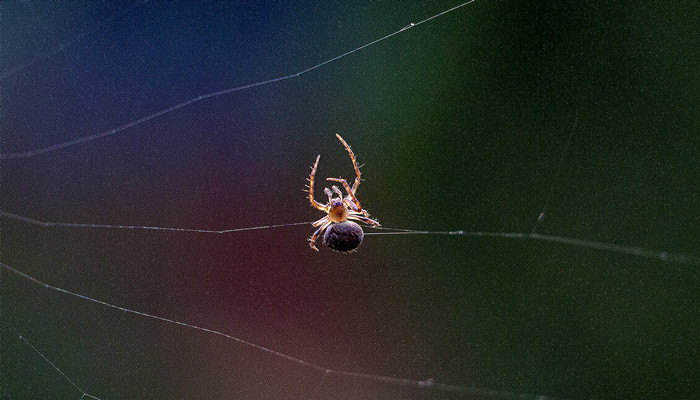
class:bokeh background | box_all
[1,1,698,399]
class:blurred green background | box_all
[1,1,698,399]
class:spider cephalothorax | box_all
[306,134,380,252]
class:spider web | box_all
[1,1,698,399]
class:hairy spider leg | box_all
[324,187,334,204]
[331,185,344,200]
[327,177,364,214]
[348,211,380,227]
[335,134,361,193]
[308,155,328,211]
[312,215,329,227]
[309,218,332,251]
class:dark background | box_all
[1,1,698,399]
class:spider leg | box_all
[324,187,333,203]
[344,197,362,213]
[348,212,380,227]
[327,177,364,212]
[335,134,361,194]
[331,185,343,199]
[308,155,328,211]
[312,215,329,227]
[309,218,332,251]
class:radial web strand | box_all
[0,262,567,400]
[0,0,477,160]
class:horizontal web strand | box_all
[2,209,697,265]
[0,210,312,234]
[0,261,563,400]
[366,227,700,266]
[0,0,477,160]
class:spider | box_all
[307,134,380,252]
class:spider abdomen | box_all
[323,221,364,252]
